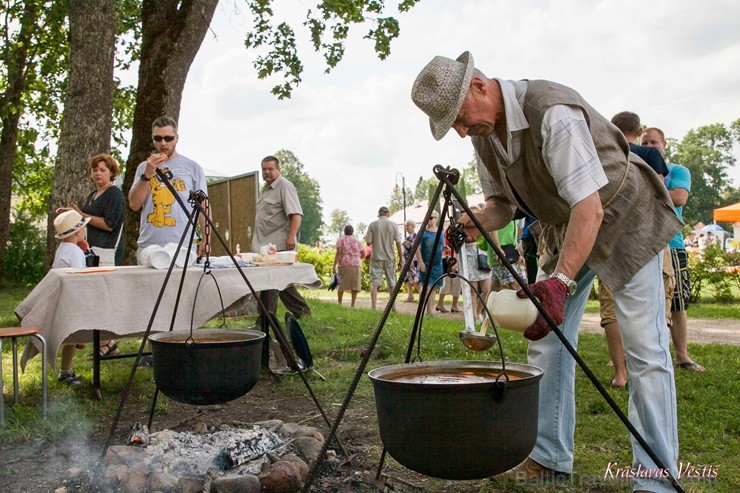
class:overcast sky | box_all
[174,0,740,228]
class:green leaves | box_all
[326,208,352,237]
[274,149,325,245]
[365,16,399,60]
[244,0,419,99]
[669,120,740,225]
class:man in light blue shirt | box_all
[642,127,704,372]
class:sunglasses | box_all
[152,135,176,142]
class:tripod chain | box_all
[190,190,211,268]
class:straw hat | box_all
[54,210,90,239]
[411,51,474,141]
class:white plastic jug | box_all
[486,289,538,333]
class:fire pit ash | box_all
[102,419,328,493]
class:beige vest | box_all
[473,80,681,291]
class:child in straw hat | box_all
[52,210,91,385]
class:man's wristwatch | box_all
[551,272,577,295]
[140,173,152,181]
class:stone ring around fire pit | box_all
[103,419,331,493]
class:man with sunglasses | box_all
[129,116,208,262]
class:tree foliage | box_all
[667,119,740,225]
[325,208,351,238]
[388,185,413,215]
[3,210,46,284]
[243,0,420,99]
[273,149,324,245]
[461,156,482,195]
[0,0,68,280]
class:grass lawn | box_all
[1,284,738,492]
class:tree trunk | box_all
[0,2,38,283]
[120,0,219,264]
[45,0,116,269]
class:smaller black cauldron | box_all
[149,329,265,405]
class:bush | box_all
[297,244,334,285]
[688,245,740,302]
[4,211,46,284]
[298,243,375,291]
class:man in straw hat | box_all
[412,52,680,492]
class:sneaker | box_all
[58,371,82,386]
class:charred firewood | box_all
[127,422,150,446]
[214,428,284,470]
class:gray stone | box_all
[277,422,301,436]
[280,454,309,480]
[255,419,284,430]
[293,436,323,462]
[293,425,324,443]
[103,445,149,465]
[148,472,179,493]
[259,461,303,493]
[178,476,206,493]
[326,451,341,465]
[213,474,261,493]
[104,464,127,487]
[64,467,83,480]
[119,462,148,493]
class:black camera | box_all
[85,253,100,267]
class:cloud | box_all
[176,0,740,228]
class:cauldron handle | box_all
[490,372,510,402]
[189,269,228,341]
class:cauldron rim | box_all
[149,328,265,346]
[368,359,543,388]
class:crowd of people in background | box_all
[328,201,533,319]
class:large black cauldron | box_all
[149,329,265,405]
[368,360,543,480]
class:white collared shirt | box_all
[478,79,607,208]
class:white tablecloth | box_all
[16,263,320,367]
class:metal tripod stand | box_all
[301,164,684,493]
[98,167,348,466]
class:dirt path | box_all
[317,294,739,346]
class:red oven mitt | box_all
[516,277,568,341]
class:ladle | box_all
[458,318,495,351]
[455,239,496,352]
